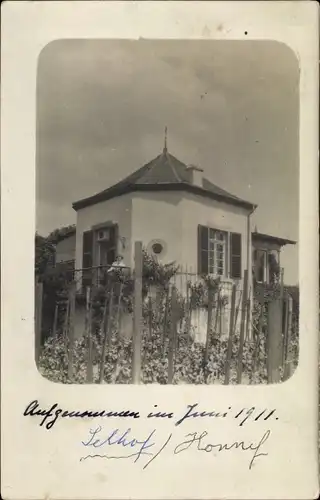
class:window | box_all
[253,248,280,284]
[198,225,242,279]
[254,249,267,283]
[152,243,163,255]
[81,224,118,287]
[208,229,227,276]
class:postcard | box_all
[1,1,319,499]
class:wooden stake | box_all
[35,281,43,367]
[279,267,284,301]
[99,286,114,383]
[116,282,124,332]
[162,286,170,355]
[281,297,289,368]
[267,298,282,383]
[224,284,237,385]
[236,270,249,384]
[52,303,58,337]
[148,296,153,339]
[168,286,178,384]
[245,293,251,342]
[63,295,70,363]
[233,289,243,333]
[67,283,76,381]
[204,286,214,381]
[213,290,220,336]
[283,295,293,381]
[85,287,93,383]
[251,306,264,383]
[218,297,222,336]
[132,241,143,384]
[185,265,191,338]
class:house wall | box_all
[75,194,133,275]
[74,190,253,341]
[179,193,251,341]
[131,191,184,267]
[55,234,76,263]
[130,191,251,342]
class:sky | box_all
[36,39,299,285]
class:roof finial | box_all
[163,126,168,153]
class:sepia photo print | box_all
[35,39,299,385]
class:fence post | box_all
[236,270,249,384]
[63,294,70,363]
[132,241,143,384]
[99,286,114,383]
[233,290,243,332]
[281,297,289,368]
[218,296,223,336]
[162,286,170,348]
[85,287,93,383]
[35,280,43,367]
[168,286,178,383]
[245,293,251,342]
[224,284,237,385]
[185,266,191,338]
[251,305,264,383]
[67,283,76,381]
[213,290,220,336]
[204,285,214,381]
[116,282,124,332]
[52,303,58,337]
[267,298,282,383]
[279,268,284,302]
[148,296,153,338]
[283,295,293,381]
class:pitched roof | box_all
[72,148,257,211]
[252,231,296,246]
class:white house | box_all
[53,142,295,341]
[71,142,258,291]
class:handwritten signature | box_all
[80,426,172,470]
[174,429,271,470]
[80,426,271,470]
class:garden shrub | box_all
[38,321,269,385]
[38,249,299,385]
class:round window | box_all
[152,243,163,255]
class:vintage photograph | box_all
[35,39,299,385]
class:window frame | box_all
[198,225,242,279]
[253,247,281,284]
[208,228,228,277]
[253,247,268,284]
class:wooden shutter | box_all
[82,230,93,287]
[198,225,209,275]
[230,232,242,279]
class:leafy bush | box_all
[38,250,299,385]
[38,321,269,385]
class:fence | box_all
[35,241,299,385]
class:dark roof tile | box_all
[73,149,256,211]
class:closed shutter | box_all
[198,225,209,275]
[230,232,242,279]
[82,230,93,286]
